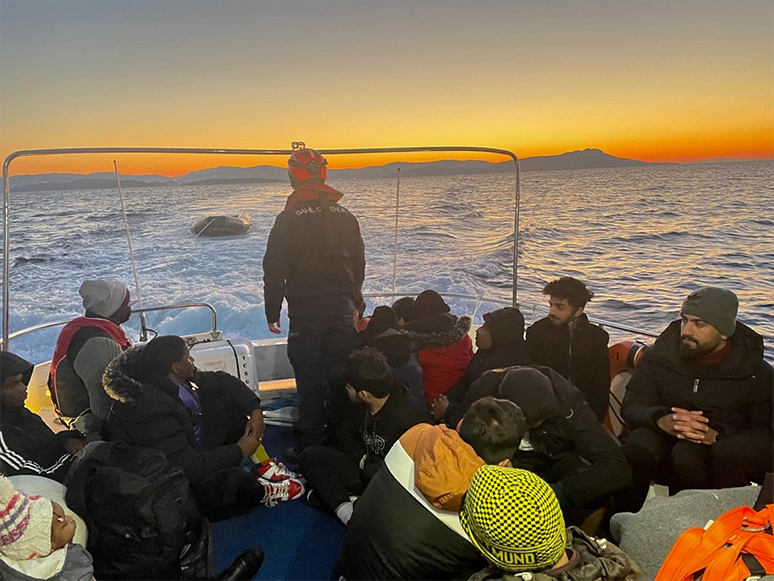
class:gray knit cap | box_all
[79,280,128,318]
[681,287,738,337]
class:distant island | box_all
[6,148,699,192]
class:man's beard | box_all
[679,336,712,360]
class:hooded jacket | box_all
[447,365,631,509]
[103,345,244,484]
[404,314,474,403]
[340,424,486,580]
[444,308,533,422]
[526,314,610,422]
[0,353,83,482]
[621,319,773,439]
[262,183,365,322]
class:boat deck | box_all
[212,425,345,580]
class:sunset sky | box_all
[1,0,772,177]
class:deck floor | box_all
[212,425,345,580]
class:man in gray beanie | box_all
[618,286,773,513]
[48,280,133,436]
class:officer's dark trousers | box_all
[287,312,356,449]
[618,426,773,513]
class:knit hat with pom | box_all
[0,476,53,560]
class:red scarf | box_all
[49,316,131,392]
[698,340,732,365]
[285,182,343,209]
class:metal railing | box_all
[0,303,219,347]
[3,145,521,349]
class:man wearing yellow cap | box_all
[461,465,640,580]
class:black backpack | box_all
[65,441,209,580]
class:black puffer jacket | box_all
[444,307,533,422]
[0,352,83,481]
[621,320,773,439]
[526,314,611,422]
[103,345,243,484]
[263,184,365,322]
[450,365,631,509]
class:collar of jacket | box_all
[284,183,343,209]
[650,319,765,379]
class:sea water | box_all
[3,161,772,364]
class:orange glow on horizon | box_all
[4,133,772,178]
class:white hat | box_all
[79,279,128,318]
[0,476,52,560]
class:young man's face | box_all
[475,324,493,350]
[679,314,725,358]
[171,346,196,381]
[547,296,581,327]
[1,373,27,408]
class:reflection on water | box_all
[4,161,773,363]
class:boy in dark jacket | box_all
[104,336,304,518]
[434,306,533,423]
[299,347,431,525]
[526,277,610,422]
[0,351,86,482]
[447,365,631,521]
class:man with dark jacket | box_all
[434,306,533,423]
[104,336,304,518]
[0,351,86,481]
[49,279,133,435]
[449,365,631,519]
[619,287,773,512]
[340,397,526,580]
[263,146,365,453]
[462,466,640,581]
[526,277,611,422]
[299,348,431,524]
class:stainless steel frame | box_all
[2,145,521,349]
[0,303,219,347]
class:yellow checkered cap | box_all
[460,466,566,572]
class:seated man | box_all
[104,335,304,518]
[357,306,424,400]
[339,397,526,580]
[49,279,133,435]
[434,306,533,423]
[404,289,473,405]
[619,287,773,512]
[299,347,431,524]
[0,352,86,482]
[447,366,631,520]
[461,465,640,581]
[526,277,611,422]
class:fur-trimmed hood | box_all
[405,315,472,351]
[102,344,149,404]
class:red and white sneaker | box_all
[255,459,302,483]
[259,477,305,508]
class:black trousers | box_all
[287,312,357,448]
[299,446,366,512]
[618,426,773,513]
